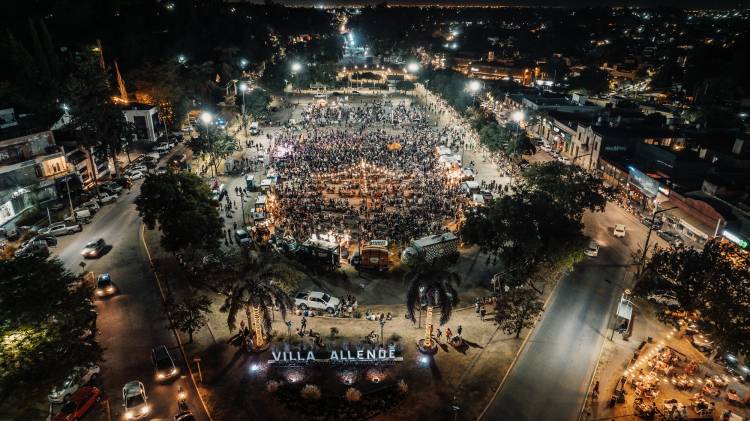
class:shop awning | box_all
[660,201,716,240]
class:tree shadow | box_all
[428,357,443,381]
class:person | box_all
[446,327,453,342]
[436,328,442,343]
[457,325,463,338]
[593,381,600,400]
[300,316,307,333]
[475,299,481,315]
[480,306,486,321]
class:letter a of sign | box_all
[306,351,315,361]
[330,351,339,361]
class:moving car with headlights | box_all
[584,240,599,257]
[81,238,106,258]
[54,386,101,421]
[175,410,197,421]
[122,381,150,419]
[95,273,116,297]
[48,364,101,403]
[151,345,178,381]
[294,291,340,314]
[613,224,627,238]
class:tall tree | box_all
[0,256,100,399]
[188,126,236,176]
[66,53,133,181]
[200,251,301,349]
[635,239,750,355]
[494,285,544,338]
[404,259,460,349]
[520,161,608,221]
[166,293,213,344]
[136,172,223,253]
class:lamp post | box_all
[291,62,302,93]
[468,80,482,105]
[239,83,248,137]
[637,205,678,277]
[511,110,525,137]
[379,318,386,346]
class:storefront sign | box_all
[269,348,402,365]
[627,166,660,198]
[723,230,748,249]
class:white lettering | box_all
[330,351,339,360]
[306,351,315,361]
[388,349,395,359]
[378,349,387,359]
[272,351,282,361]
[357,350,364,360]
[367,350,376,360]
[347,350,353,360]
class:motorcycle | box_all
[177,385,189,413]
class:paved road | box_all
[53,145,208,421]
[482,203,659,421]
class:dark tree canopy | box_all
[404,258,461,325]
[635,239,750,355]
[0,256,100,398]
[136,172,222,253]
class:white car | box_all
[613,224,626,238]
[294,291,341,314]
[122,381,150,419]
[126,170,144,180]
[48,363,101,403]
[98,193,117,204]
[39,222,81,237]
[584,241,599,257]
[647,293,679,307]
[129,164,147,173]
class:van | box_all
[250,122,260,135]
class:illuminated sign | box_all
[722,230,748,249]
[269,348,402,365]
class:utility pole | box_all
[637,206,678,276]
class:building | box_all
[122,103,165,143]
[0,108,77,229]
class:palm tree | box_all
[404,259,460,350]
[205,251,300,349]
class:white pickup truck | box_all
[294,291,340,314]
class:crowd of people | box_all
[301,100,427,128]
[267,100,471,247]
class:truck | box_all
[400,232,459,266]
[298,238,340,269]
[349,240,390,272]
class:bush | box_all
[330,327,339,338]
[300,384,321,400]
[344,387,362,402]
[353,310,362,319]
[388,333,401,343]
[266,380,280,393]
[397,379,408,394]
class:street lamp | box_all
[407,62,419,73]
[239,83,248,136]
[468,80,482,105]
[200,112,213,125]
[379,319,386,346]
[511,110,525,137]
[291,62,303,94]
[177,54,187,65]
[239,58,248,69]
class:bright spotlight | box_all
[511,110,525,123]
[468,80,482,92]
[200,112,213,124]
[291,62,302,72]
[407,62,419,73]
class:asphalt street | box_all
[483,202,660,421]
[53,144,208,421]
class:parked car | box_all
[234,229,251,246]
[126,170,145,180]
[95,273,116,297]
[156,166,167,175]
[294,291,340,314]
[81,238,106,258]
[584,241,599,257]
[129,164,147,173]
[80,200,100,213]
[613,224,627,238]
[151,345,178,381]
[48,364,101,403]
[97,193,117,204]
[691,334,715,352]
[657,230,683,247]
[39,222,82,237]
[122,381,150,419]
[641,217,663,230]
[14,240,49,258]
[53,386,101,421]
[101,182,123,195]
[647,292,680,307]
[24,234,58,248]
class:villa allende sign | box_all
[269,348,403,364]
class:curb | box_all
[476,272,566,421]
[140,224,214,421]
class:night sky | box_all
[246,0,750,7]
